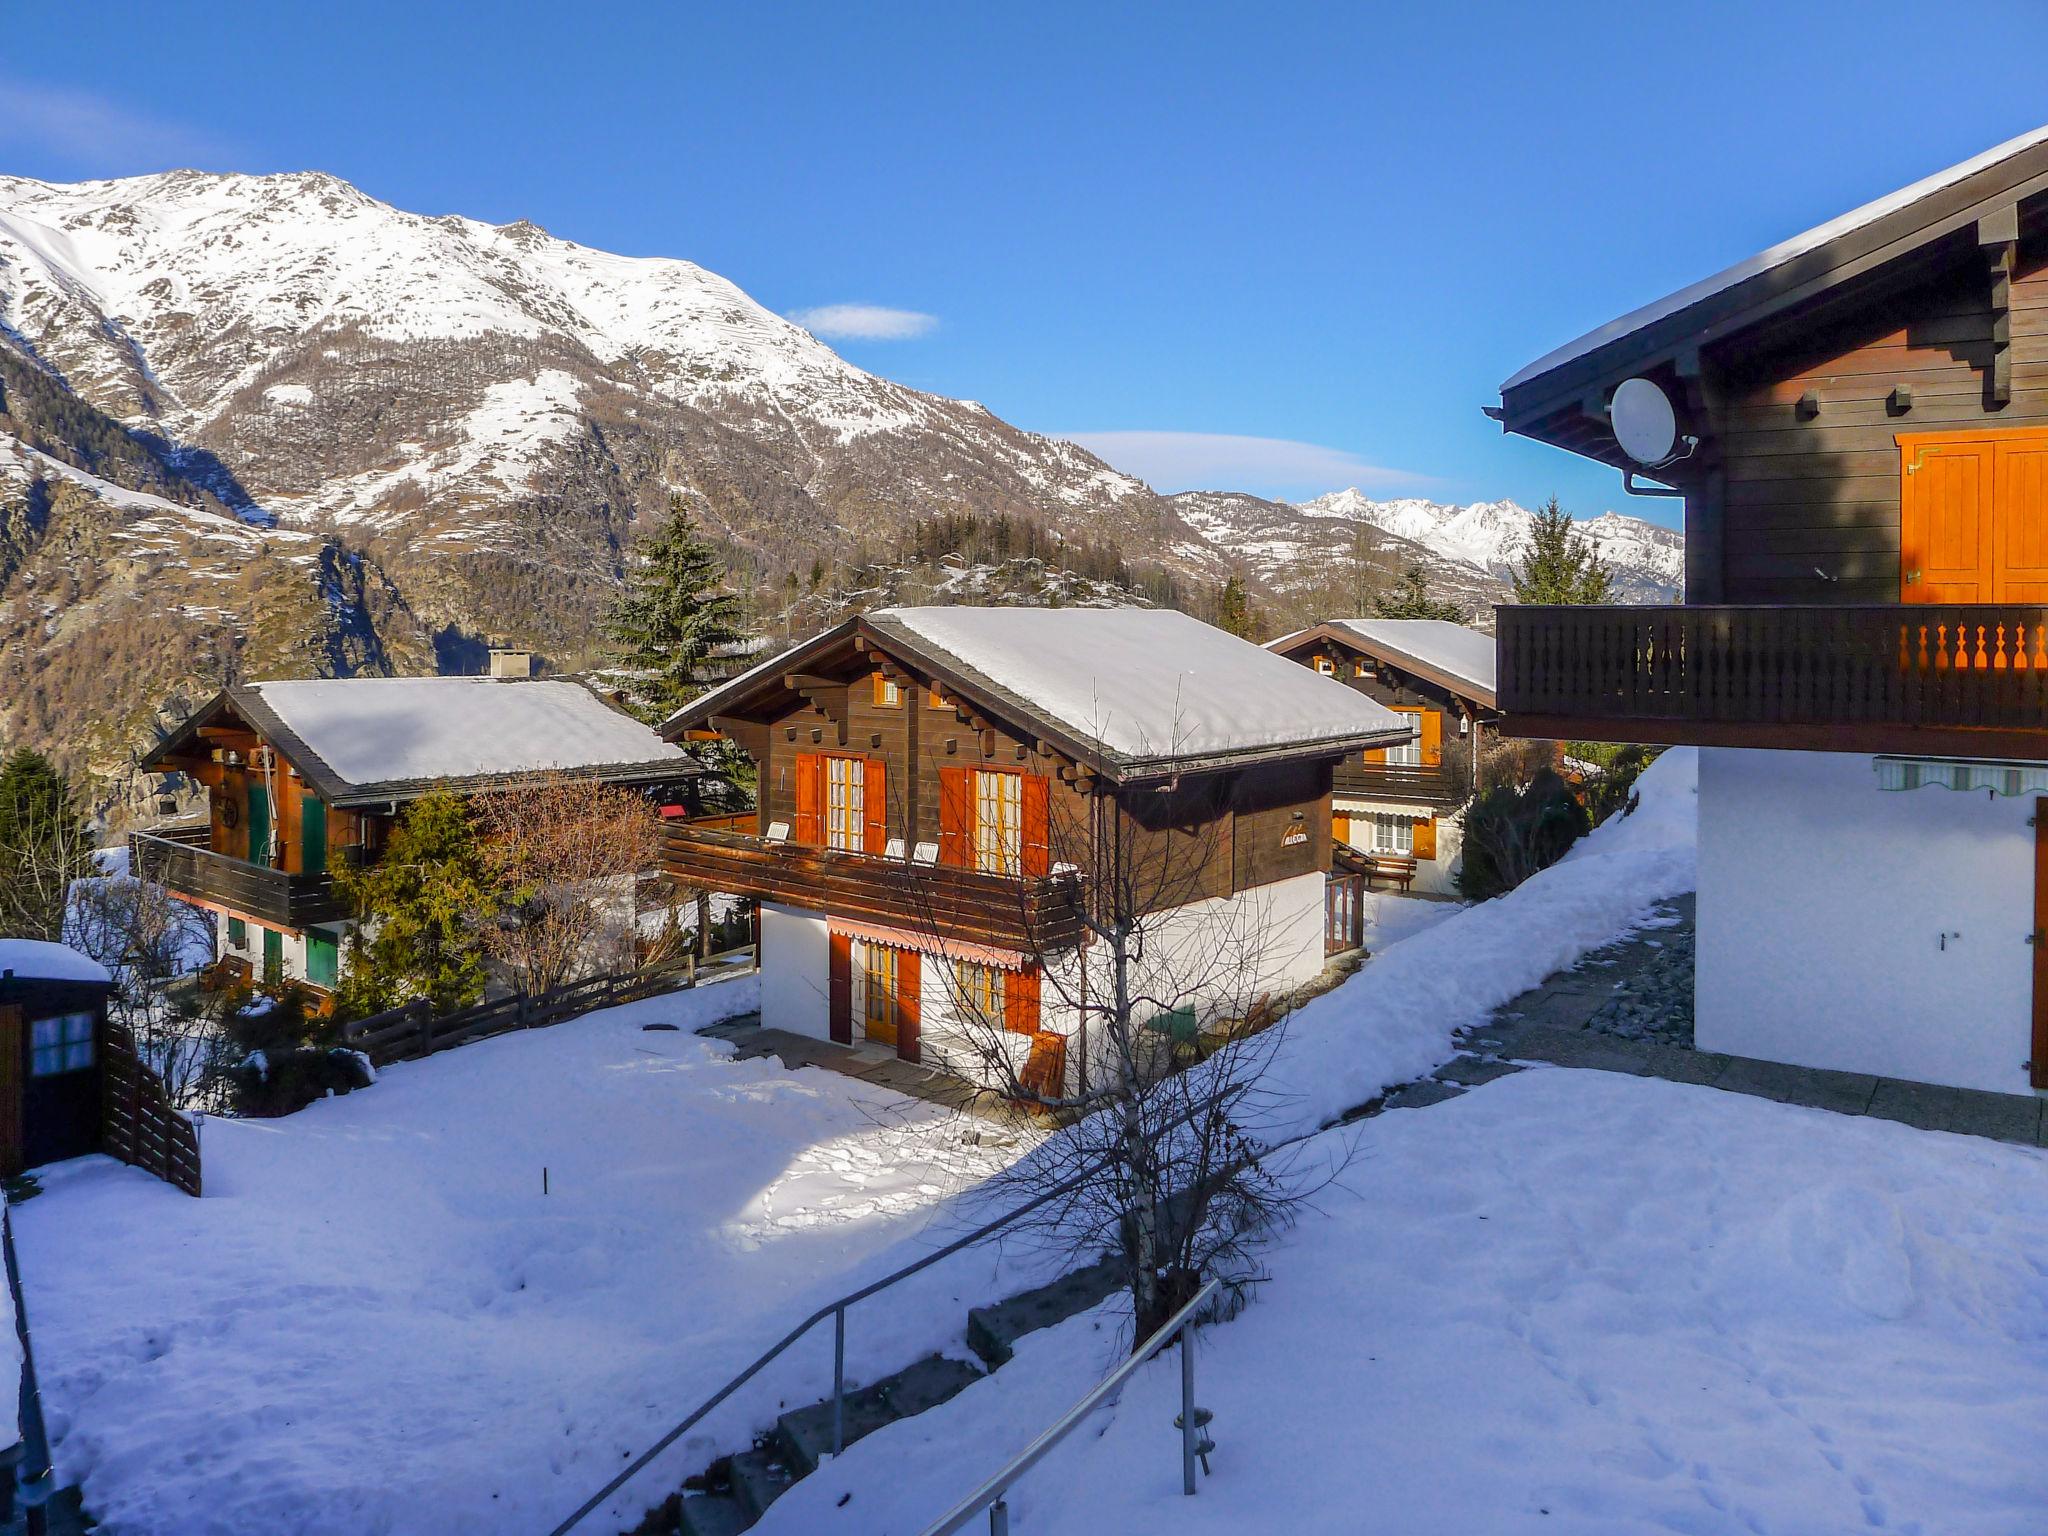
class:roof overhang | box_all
[1495,130,2048,466]
[664,614,1411,784]
[1268,622,1498,711]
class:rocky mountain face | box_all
[0,168,1678,817]
[1175,488,1684,627]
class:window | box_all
[1353,660,1369,678]
[1313,655,1335,676]
[872,674,904,708]
[927,684,949,709]
[226,914,248,949]
[1367,813,1414,854]
[1386,709,1424,767]
[974,770,1023,876]
[306,927,340,988]
[30,1013,94,1077]
[955,961,1012,1031]
[825,756,865,851]
[858,941,903,1044]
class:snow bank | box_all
[761,1067,2048,1536]
[1261,746,1697,1130]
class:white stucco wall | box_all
[1696,747,2040,1096]
[759,902,831,1041]
[216,911,351,988]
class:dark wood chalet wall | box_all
[1706,239,2048,603]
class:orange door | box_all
[1900,438,1994,601]
[1994,436,2048,602]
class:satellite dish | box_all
[1610,377,1679,465]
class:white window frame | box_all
[1385,709,1424,768]
[974,770,1023,877]
[1368,812,1414,855]
[825,755,865,852]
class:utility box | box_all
[488,648,534,680]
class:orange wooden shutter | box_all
[1995,435,2048,601]
[827,930,853,1044]
[938,766,972,868]
[1900,436,1995,602]
[1363,744,1386,765]
[864,757,889,854]
[1420,710,1443,767]
[896,950,921,1063]
[1021,774,1051,878]
[1004,966,1042,1035]
[1413,815,1437,861]
[1332,812,1351,844]
[794,753,824,846]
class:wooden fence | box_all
[340,948,758,1068]
[100,1020,203,1198]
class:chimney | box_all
[488,648,534,680]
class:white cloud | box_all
[789,303,939,341]
[0,77,241,170]
[1058,430,1434,497]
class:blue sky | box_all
[6,3,2047,528]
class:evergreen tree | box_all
[602,498,749,724]
[1372,564,1468,622]
[0,748,93,942]
[1510,496,1617,604]
[1214,573,1257,638]
[333,791,495,1016]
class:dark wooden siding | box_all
[1711,247,2048,603]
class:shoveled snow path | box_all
[760,1067,2048,1536]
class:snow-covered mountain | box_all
[1177,488,1683,623]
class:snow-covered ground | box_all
[15,977,1065,1535]
[762,1067,2048,1536]
[1359,890,1462,953]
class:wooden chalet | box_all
[660,606,1409,1093]
[135,678,700,992]
[1492,124,2048,1099]
[1267,618,1500,895]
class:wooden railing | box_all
[1497,603,2048,754]
[662,824,1086,952]
[129,832,351,928]
[100,1019,202,1197]
[1333,761,1472,807]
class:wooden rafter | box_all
[1981,208,2017,409]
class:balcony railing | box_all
[661,824,1085,952]
[1497,603,2048,755]
[129,832,352,929]
[1333,761,1472,808]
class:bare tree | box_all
[897,744,1338,1340]
[471,774,665,994]
[0,747,97,942]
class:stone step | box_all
[775,1354,984,1475]
[675,1489,752,1536]
[727,1446,797,1523]
[967,1255,1123,1369]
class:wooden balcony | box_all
[1497,603,2048,757]
[129,833,351,929]
[661,824,1086,953]
[1333,761,1472,809]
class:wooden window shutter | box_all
[864,757,889,854]
[896,951,921,1063]
[938,766,972,868]
[1332,812,1351,844]
[1413,815,1438,861]
[1421,710,1443,767]
[794,753,825,846]
[827,930,853,1044]
[1021,774,1051,878]
[1363,744,1386,766]
[1003,966,1042,1034]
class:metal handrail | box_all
[919,1277,1222,1536]
[542,1154,1113,1536]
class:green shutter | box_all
[306,928,339,988]
[227,915,247,949]
[261,927,283,988]
[301,795,327,875]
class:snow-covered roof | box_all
[0,939,112,985]
[245,679,687,791]
[1502,122,2048,393]
[1268,618,1498,708]
[672,606,1410,778]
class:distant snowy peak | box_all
[1297,489,1683,593]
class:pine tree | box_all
[602,498,749,725]
[1214,573,1257,638]
[333,791,495,1016]
[1510,496,1617,605]
[0,748,94,942]
[1372,564,1468,622]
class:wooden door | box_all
[1900,438,1994,602]
[1994,436,2048,602]
[0,1006,20,1177]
